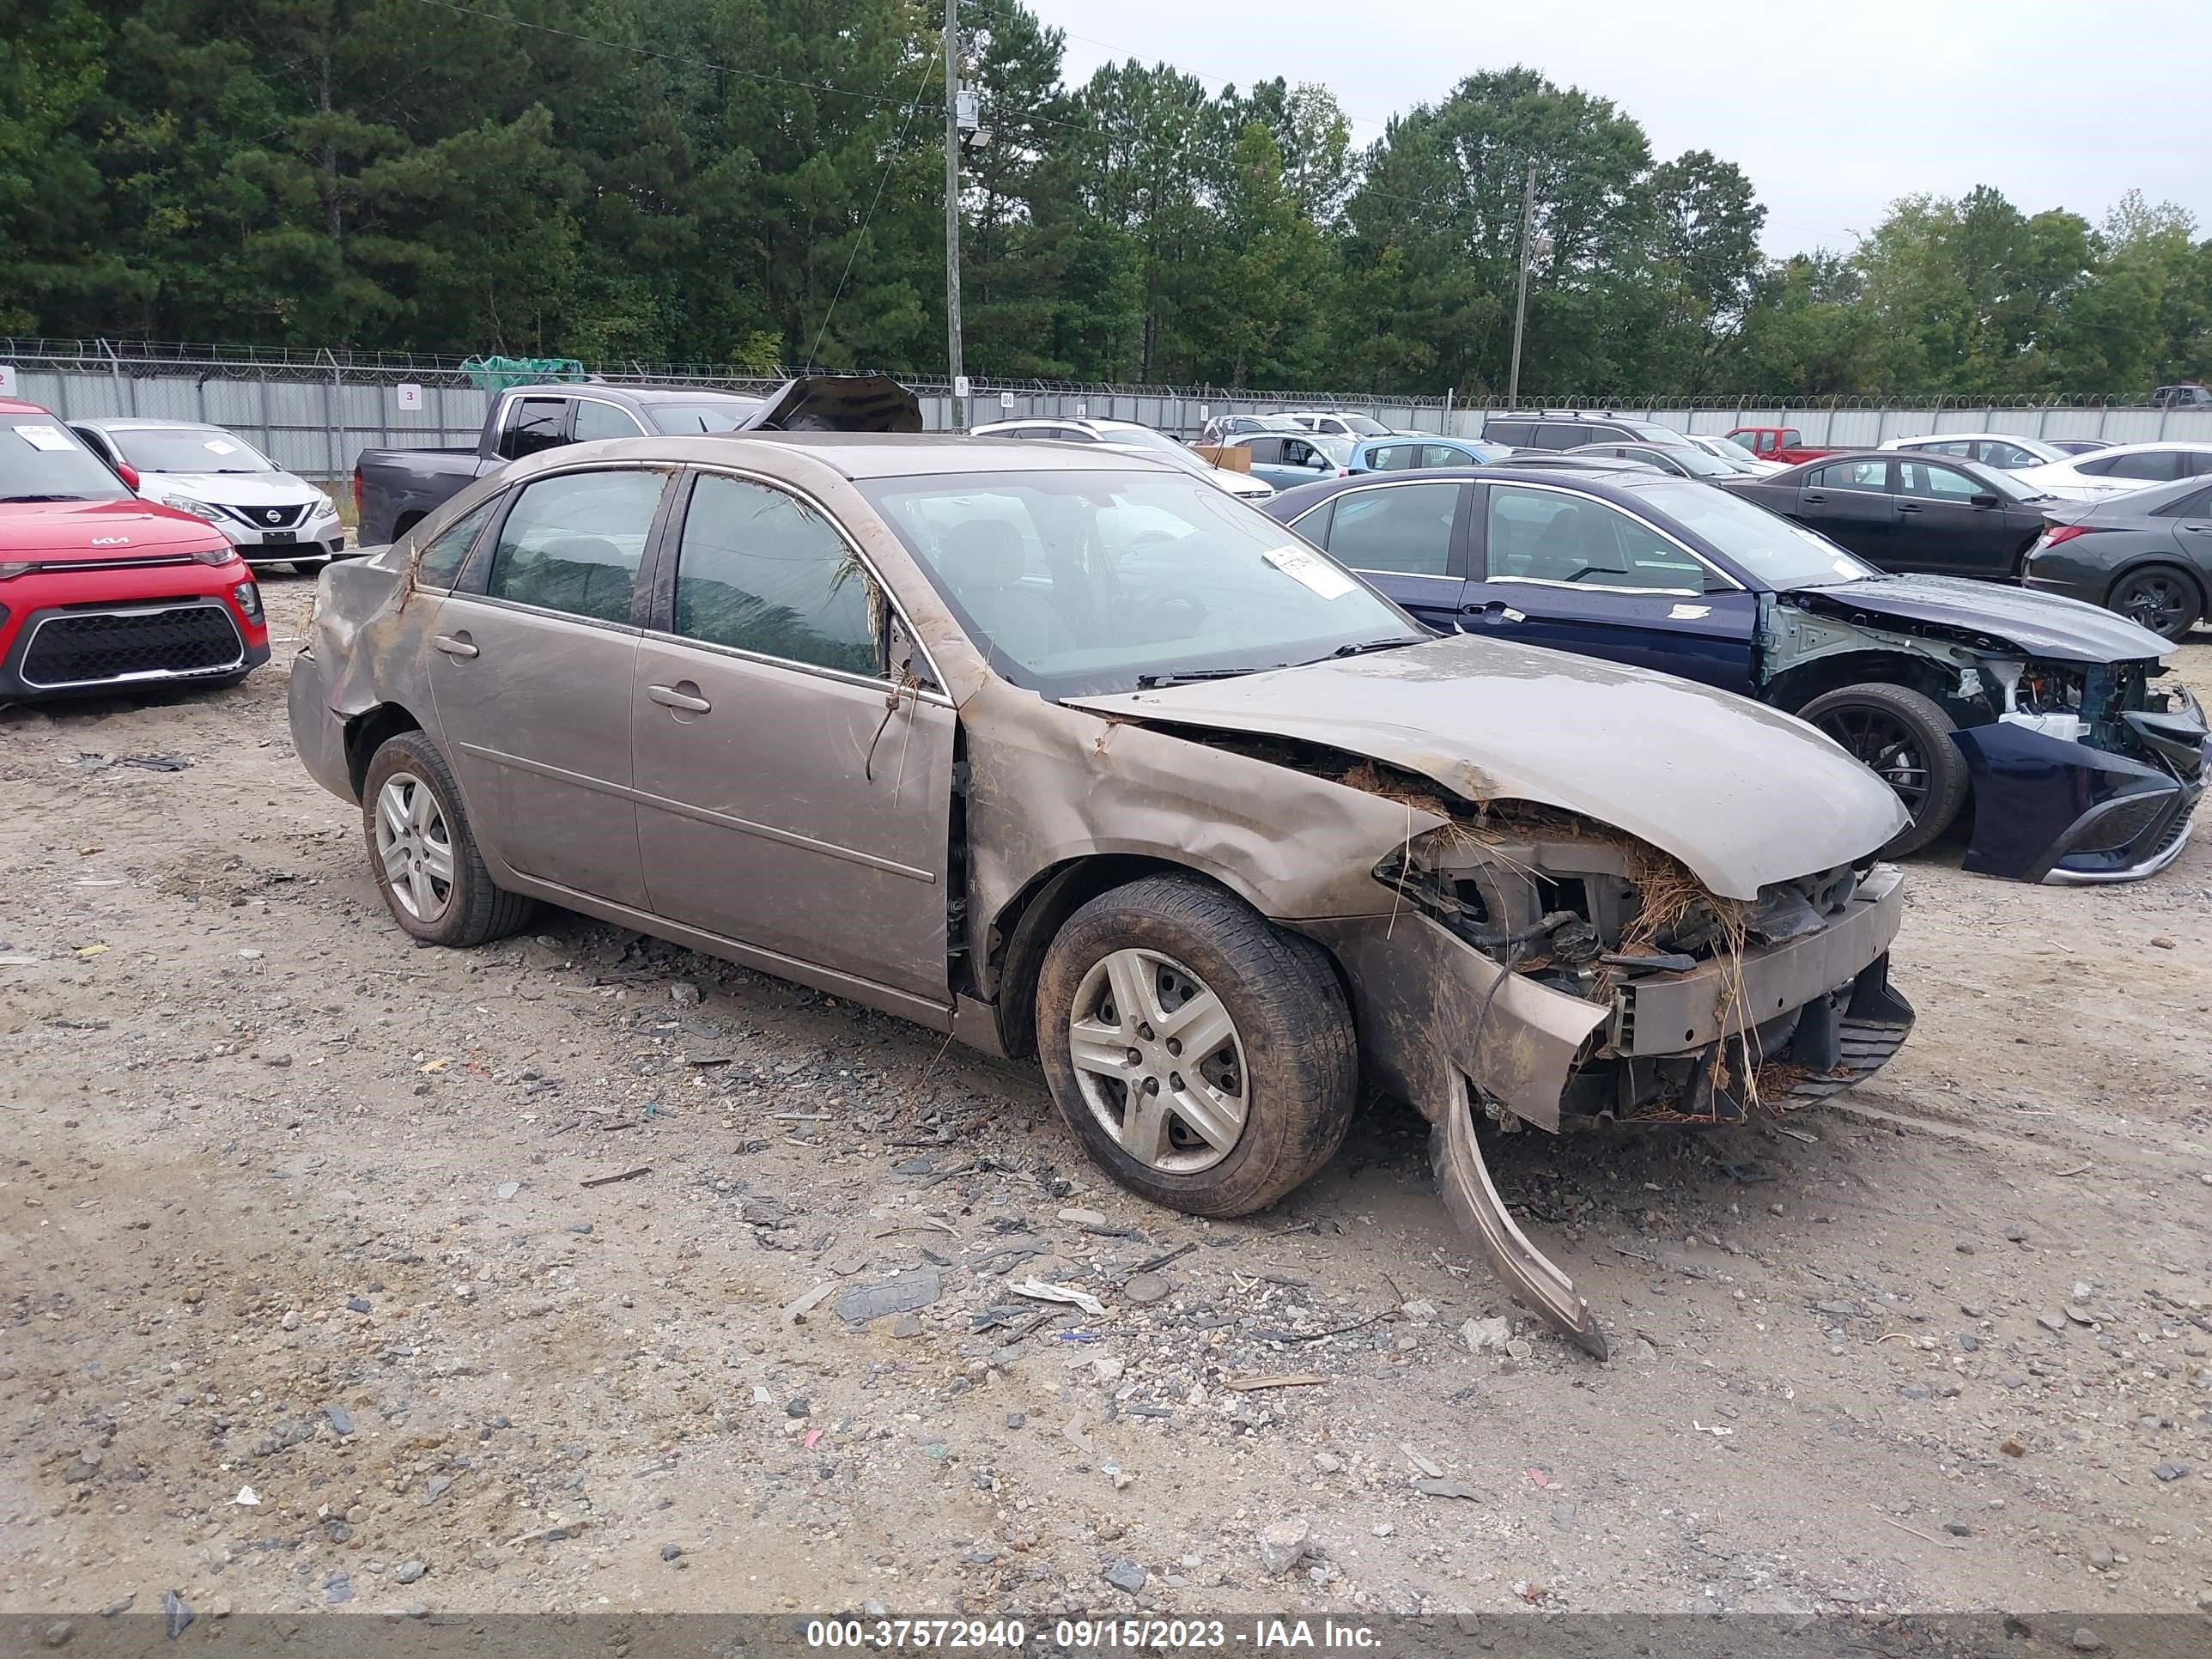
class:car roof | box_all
[529,431,1176,482]
[497,383,760,404]
[72,416,240,431]
[1879,431,2050,447]
[1263,461,1697,512]
[0,397,52,416]
[2050,439,2212,458]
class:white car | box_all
[1876,431,2074,470]
[70,418,348,568]
[1280,410,1395,439]
[970,416,1275,501]
[1682,433,1783,475]
[2008,441,2212,501]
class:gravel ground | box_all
[3,577,2209,1622]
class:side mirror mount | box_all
[117,462,142,492]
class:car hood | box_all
[139,470,325,507]
[1792,574,2171,662]
[738,374,922,433]
[2,497,231,558]
[1066,635,1905,900]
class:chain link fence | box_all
[3,338,2208,480]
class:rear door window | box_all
[1534,422,1589,450]
[1370,443,1421,471]
[1484,421,1535,447]
[1420,445,1468,469]
[499,398,571,461]
[415,498,499,588]
[1485,486,1710,592]
[1810,460,1889,491]
[2100,450,2185,482]
[1320,482,1460,576]
[484,468,668,624]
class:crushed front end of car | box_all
[1952,662,2207,884]
[1300,793,1911,1358]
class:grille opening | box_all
[21,605,244,689]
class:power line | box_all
[807,49,944,367]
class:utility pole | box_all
[1506,159,1537,410]
[943,0,966,431]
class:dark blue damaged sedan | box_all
[1263,462,2209,884]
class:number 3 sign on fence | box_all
[396,382,423,411]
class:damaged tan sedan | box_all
[290,434,1917,1356]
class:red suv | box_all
[1,398,269,701]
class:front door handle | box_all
[647,683,711,714]
[1802,492,1826,504]
[433,633,477,659]
[1459,600,1528,625]
[1896,502,1924,514]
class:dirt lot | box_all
[3,577,2209,1622]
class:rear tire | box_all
[1036,874,1356,1218]
[361,731,532,947]
[2106,564,2202,641]
[1800,682,1968,858]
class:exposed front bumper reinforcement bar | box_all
[1432,1086,1608,1359]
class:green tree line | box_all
[3,0,2209,396]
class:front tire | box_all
[360,731,532,947]
[1036,874,1356,1217]
[1800,682,1969,857]
[2107,564,2202,641]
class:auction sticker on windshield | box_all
[15,425,73,451]
[1261,544,1358,600]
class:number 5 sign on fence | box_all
[396,383,423,411]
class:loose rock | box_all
[1256,1517,1310,1576]
[1101,1558,1146,1595]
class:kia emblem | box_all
[92,536,131,546]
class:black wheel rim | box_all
[1814,706,1930,817]
[2115,574,2190,636]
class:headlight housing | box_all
[0,561,36,581]
[232,579,264,622]
[162,494,223,523]
[190,544,240,567]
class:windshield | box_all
[1,415,132,502]
[860,469,1421,696]
[107,426,276,474]
[1098,424,1185,455]
[1107,440,1232,482]
[1652,446,1740,478]
[647,400,760,434]
[1628,480,1881,590]
[1630,424,1686,443]
[1339,415,1389,436]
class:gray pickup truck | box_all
[352,376,921,545]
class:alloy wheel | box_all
[1814,706,1930,817]
[2112,572,2192,638]
[1067,947,1249,1175]
[373,771,457,922]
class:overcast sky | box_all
[1021,0,2211,254]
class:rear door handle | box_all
[647,683,711,714]
[1896,502,1923,514]
[433,634,477,658]
[1802,492,1826,504]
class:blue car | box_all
[1345,435,1512,473]
[1261,463,2209,884]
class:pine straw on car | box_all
[1341,767,1763,1109]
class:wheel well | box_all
[1767,652,1980,724]
[984,856,1241,1060]
[343,703,425,800]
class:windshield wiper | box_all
[1315,635,1425,661]
[1133,665,1281,689]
